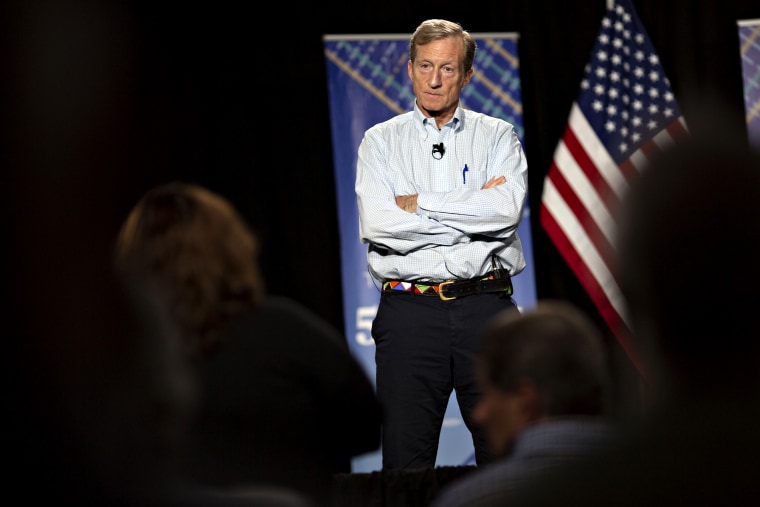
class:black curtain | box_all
[5,0,758,414]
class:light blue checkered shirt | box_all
[356,101,529,283]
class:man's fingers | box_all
[482,176,506,189]
[395,194,418,212]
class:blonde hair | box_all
[409,19,477,72]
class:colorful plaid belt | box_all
[382,272,512,301]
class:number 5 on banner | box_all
[355,306,377,346]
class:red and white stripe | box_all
[540,102,688,372]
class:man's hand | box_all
[396,177,503,212]
[482,176,506,189]
[396,194,418,213]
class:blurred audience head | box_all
[115,182,265,359]
[616,105,760,402]
[472,300,612,457]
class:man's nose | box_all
[429,69,442,87]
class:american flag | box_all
[540,0,688,371]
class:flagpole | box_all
[607,0,613,8]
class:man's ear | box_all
[462,68,474,87]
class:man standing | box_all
[355,18,529,469]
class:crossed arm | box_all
[395,175,507,212]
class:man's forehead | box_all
[415,38,463,61]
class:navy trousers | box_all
[372,290,517,469]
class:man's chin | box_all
[419,102,444,117]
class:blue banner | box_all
[323,32,536,472]
[738,19,760,149]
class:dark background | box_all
[4,0,758,411]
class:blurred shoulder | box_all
[248,296,348,348]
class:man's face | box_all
[407,36,472,122]
[471,383,527,457]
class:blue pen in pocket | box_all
[462,164,469,184]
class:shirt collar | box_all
[413,101,463,133]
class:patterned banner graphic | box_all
[323,32,536,472]
[738,19,760,149]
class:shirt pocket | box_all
[463,169,487,189]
